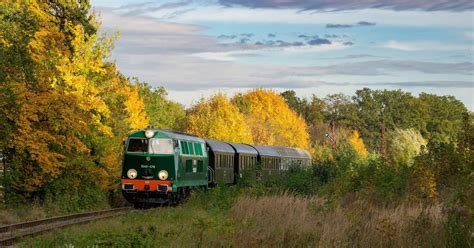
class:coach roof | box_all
[205,139,235,153]
[227,142,258,155]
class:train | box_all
[121,128,312,208]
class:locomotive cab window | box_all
[148,138,174,154]
[127,138,148,153]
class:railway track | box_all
[0,207,131,246]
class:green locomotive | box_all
[121,128,311,208]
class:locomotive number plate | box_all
[141,164,156,169]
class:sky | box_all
[91,0,474,110]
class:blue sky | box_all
[91,0,473,109]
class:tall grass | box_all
[231,193,447,247]
[21,189,470,247]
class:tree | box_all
[353,88,420,154]
[0,1,148,203]
[348,130,369,158]
[280,90,307,118]
[323,93,358,146]
[418,93,467,144]
[185,94,253,143]
[137,82,185,130]
[388,128,427,166]
[237,89,309,149]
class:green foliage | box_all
[352,88,421,151]
[388,128,427,166]
[324,93,358,130]
[42,171,108,213]
[418,93,467,144]
[137,81,186,130]
[192,185,242,212]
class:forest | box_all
[0,1,472,246]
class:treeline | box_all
[281,89,468,153]
[278,89,472,199]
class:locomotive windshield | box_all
[127,138,148,152]
[127,138,174,154]
[148,138,174,154]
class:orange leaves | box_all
[185,93,253,143]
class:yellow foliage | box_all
[185,94,253,143]
[0,1,149,195]
[349,130,369,157]
[239,89,309,149]
[123,84,149,130]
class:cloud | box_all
[321,60,473,75]
[298,34,312,39]
[326,23,352,28]
[118,0,194,16]
[217,0,474,11]
[218,34,237,39]
[367,81,474,88]
[170,6,472,28]
[326,21,376,28]
[241,33,254,37]
[382,40,472,51]
[239,38,251,44]
[95,5,473,107]
[357,21,376,26]
[307,38,331,45]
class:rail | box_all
[0,207,131,246]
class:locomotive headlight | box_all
[144,129,155,138]
[127,169,137,179]
[158,170,168,180]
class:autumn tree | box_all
[185,94,253,143]
[0,1,148,204]
[236,89,309,149]
[348,130,369,158]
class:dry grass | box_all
[0,206,48,225]
[231,193,446,247]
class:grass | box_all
[0,203,114,225]
[19,187,462,248]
